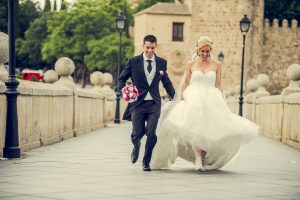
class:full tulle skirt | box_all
[151,84,259,170]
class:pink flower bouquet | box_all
[122,84,139,103]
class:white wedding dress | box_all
[151,70,259,170]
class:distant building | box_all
[133,0,300,94]
[133,0,267,94]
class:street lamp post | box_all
[114,12,126,124]
[239,15,251,117]
[3,0,21,158]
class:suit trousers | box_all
[131,100,161,165]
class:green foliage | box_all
[17,0,41,38]
[265,0,300,23]
[0,0,8,33]
[42,4,114,64]
[29,76,38,82]
[133,0,174,14]
[16,73,23,80]
[102,0,134,33]
[85,33,134,73]
[0,0,40,36]
[44,0,52,12]
[16,12,54,69]
[42,0,134,74]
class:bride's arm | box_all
[181,61,193,96]
[215,62,223,92]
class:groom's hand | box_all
[115,87,122,96]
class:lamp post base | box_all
[114,119,121,124]
[3,147,21,159]
[114,92,121,124]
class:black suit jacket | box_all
[119,54,175,121]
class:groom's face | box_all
[143,41,157,59]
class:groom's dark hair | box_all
[143,35,157,44]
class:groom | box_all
[118,35,175,171]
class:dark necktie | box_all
[146,60,152,73]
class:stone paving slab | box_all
[0,123,300,200]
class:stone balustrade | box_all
[226,87,236,114]
[225,64,300,150]
[0,56,115,156]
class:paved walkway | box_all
[0,123,300,200]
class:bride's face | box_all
[198,45,211,61]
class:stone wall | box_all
[134,13,192,95]
[262,19,300,94]
[0,82,6,155]
[0,57,116,157]
[226,64,300,150]
[0,80,110,156]
[187,0,264,89]
[133,0,266,92]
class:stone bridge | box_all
[0,123,299,199]
[0,32,300,199]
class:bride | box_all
[151,36,259,172]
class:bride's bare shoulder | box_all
[187,60,196,68]
[211,59,221,69]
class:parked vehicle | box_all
[21,69,44,81]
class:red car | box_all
[21,69,44,82]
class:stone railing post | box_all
[90,71,104,92]
[44,70,59,83]
[246,79,259,97]
[245,79,259,120]
[0,32,9,84]
[254,73,283,141]
[0,32,9,156]
[281,64,300,95]
[102,73,115,125]
[54,57,76,89]
[281,64,300,149]
[90,71,105,128]
[226,88,236,113]
[234,85,241,115]
[255,74,270,98]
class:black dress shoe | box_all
[131,142,141,164]
[143,163,151,171]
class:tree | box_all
[17,0,41,38]
[42,2,114,63]
[1,0,42,68]
[42,0,134,87]
[44,0,52,12]
[133,0,174,14]
[16,12,54,69]
[0,0,8,33]
[85,33,134,75]
[0,0,41,36]
[103,0,134,36]
[265,0,300,23]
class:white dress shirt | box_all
[143,53,156,100]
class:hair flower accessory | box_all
[194,36,214,53]
[122,84,139,103]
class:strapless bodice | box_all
[190,70,216,88]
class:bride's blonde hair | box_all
[192,36,214,60]
[194,36,213,52]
